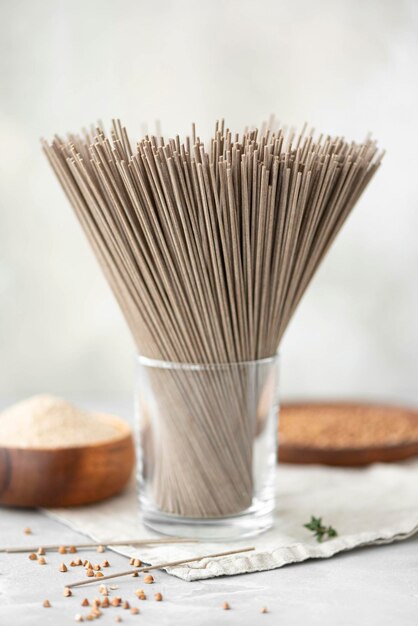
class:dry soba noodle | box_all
[43,120,383,517]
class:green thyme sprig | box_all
[304,516,338,542]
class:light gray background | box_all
[1,0,417,402]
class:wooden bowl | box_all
[0,413,135,507]
[279,401,418,466]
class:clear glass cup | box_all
[135,354,279,540]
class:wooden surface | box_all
[0,414,135,507]
[279,401,418,466]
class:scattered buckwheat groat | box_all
[223,602,230,610]
[59,563,68,572]
[144,574,154,584]
[42,600,51,608]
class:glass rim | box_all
[136,352,280,371]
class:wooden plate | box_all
[0,413,135,507]
[279,401,418,466]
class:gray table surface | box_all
[1,398,417,625]
[1,506,417,626]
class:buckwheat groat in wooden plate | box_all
[279,401,418,466]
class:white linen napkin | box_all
[45,460,418,581]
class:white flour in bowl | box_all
[0,395,121,448]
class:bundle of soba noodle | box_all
[43,120,383,517]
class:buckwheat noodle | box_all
[43,120,383,517]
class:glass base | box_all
[140,496,274,541]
